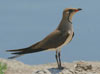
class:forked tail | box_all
[6,47,44,59]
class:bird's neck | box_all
[57,15,73,32]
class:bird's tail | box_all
[6,42,44,59]
[6,47,31,59]
[6,47,44,59]
[7,54,24,59]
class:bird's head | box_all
[63,8,82,16]
[63,8,82,21]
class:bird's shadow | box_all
[48,67,64,74]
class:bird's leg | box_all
[58,49,64,69]
[58,51,62,68]
[55,50,60,68]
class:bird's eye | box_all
[69,10,73,12]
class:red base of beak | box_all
[75,8,82,12]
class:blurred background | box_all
[0,0,100,65]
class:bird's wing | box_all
[34,30,70,49]
[6,30,70,58]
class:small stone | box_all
[74,61,92,72]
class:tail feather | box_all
[6,48,30,59]
[6,41,41,53]
[6,48,27,52]
[6,47,45,59]
[6,41,43,59]
[6,47,33,55]
[9,48,44,54]
[8,54,23,59]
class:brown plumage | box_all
[6,30,70,57]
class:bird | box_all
[6,8,82,69]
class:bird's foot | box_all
[58,66,64,70]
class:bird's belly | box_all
[46,48,57,51]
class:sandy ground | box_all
[0,58,100,74]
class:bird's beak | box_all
[75,8,82,12]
